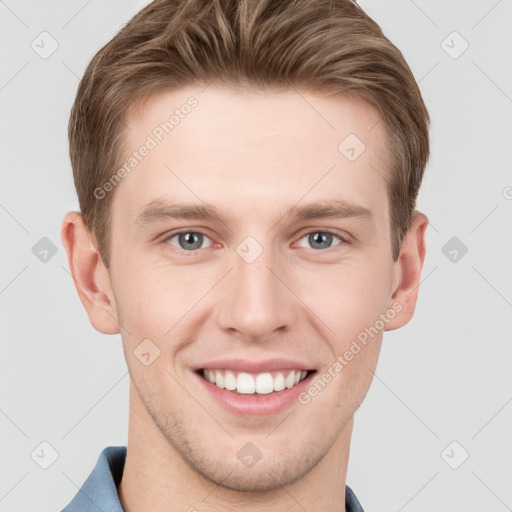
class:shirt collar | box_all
[61,446,364,512]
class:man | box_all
[60,0,429,510]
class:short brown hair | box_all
[68,0,430,268]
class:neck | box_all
[118,382,353,512]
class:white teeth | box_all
[215,370,224,389]
[203,368,309,394]
[224,371,237,390]
[237,372,255,394]
[274,372,286,391]
[255,373,274,394]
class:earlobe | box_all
[61,211,120,335]
[384,212,428,332]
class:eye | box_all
[165,230,214,251]
[296,230,345,250]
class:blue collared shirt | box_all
[61,446,365,511]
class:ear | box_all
[384,211,428,331]
[61,211,120,335]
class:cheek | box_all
[112,257,218,348]
[112,262,195,395]
[295,256,392,346]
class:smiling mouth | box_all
[196,368,316,395]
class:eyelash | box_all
[161,228,350,254]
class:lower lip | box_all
[194,371,316,417]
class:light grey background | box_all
[1,1,511,511]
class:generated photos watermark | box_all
[298,301,403,405]
[93,96,198,200]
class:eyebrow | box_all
[134,198,373,227]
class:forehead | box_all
[113,85,390,228]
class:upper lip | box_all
[194,358,315,373]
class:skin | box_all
[61,85,428,512]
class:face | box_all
[103,85,401,490]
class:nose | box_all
[215,245,298,341]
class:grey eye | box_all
[167,232,213,251]
[297,232,342,250]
